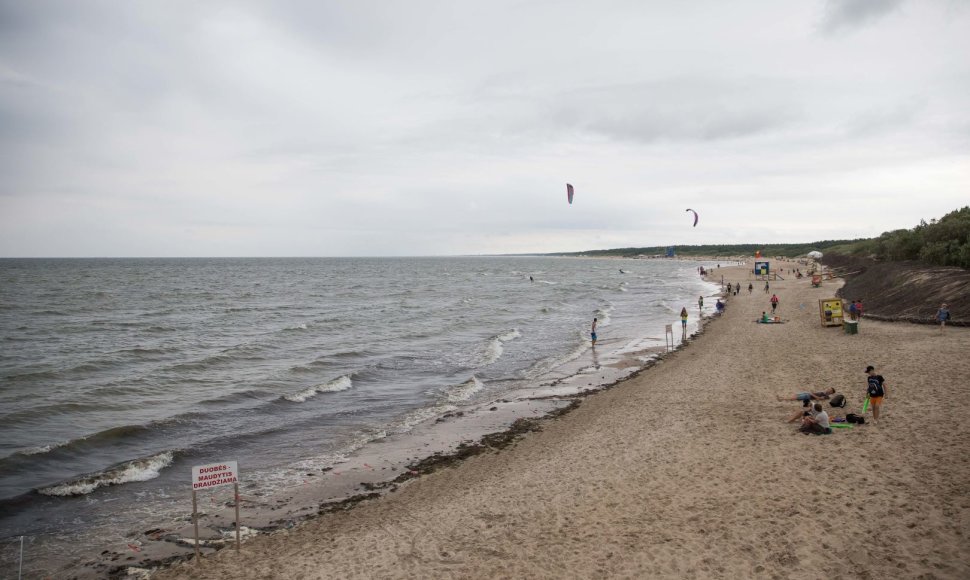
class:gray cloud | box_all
[1,0,968,257]
[818,0,906,34]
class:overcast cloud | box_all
[1,0,968,257]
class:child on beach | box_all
[770,294,779,314]
[680,307,688,337]
[865,365,887,422]
[591,317,597,346]
[937,303,950,334]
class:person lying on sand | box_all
[777,387,836,403]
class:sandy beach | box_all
[155,261,970,579]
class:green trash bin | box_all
[844,320,858,335]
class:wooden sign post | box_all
[191,461,241,562]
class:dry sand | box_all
[156,261,970,579]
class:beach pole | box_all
[192,490,200,565]
[234,483,241,553]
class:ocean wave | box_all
[16,441,69,456]
[283,375,354,403]
[0,402,116,428]
[38,451,176,497]
[523,340,589,380]
[397,403,458,432]
[478,328,521,366]
[170,343,267,371]
[445,376,484,403]
[595,304,614,325]
[288,349,368,374]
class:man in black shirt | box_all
[865,365,887,423]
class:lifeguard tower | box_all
[819,299,843,327]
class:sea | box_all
[0,256,720,577]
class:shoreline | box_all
[81,335,717,577]
[55,262,723,578]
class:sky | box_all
[1,0,968,257]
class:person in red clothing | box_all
[770,294,780,314]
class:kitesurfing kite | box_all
[566,183,574,205]
[685,208,698,227]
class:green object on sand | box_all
[830,423,853,429]
[862,396,870,414]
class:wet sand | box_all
[155,260,970,579]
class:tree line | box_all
[552,206,969,270]
[832,206,970,269]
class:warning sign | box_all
[192,461,239,490]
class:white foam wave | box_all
[524,340,589,379]
[399,404,458,432]
[284,375,353,403]
[479,328,521,365]
[39,451,175,497]
[595,304,614,325]
[19,442,66,456]
[445,376,484,403]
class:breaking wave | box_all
[445,376,484,403]
[38,451,176,497]
[283,375,354,403]
[479,328,521,366]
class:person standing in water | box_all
[590,317,598,346]
[680,307,689,339]
[698,295,704,313]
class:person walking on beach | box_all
[590,317,598,346]
[936,303,950,334]
[764,281,770,293]
[698,295,704,312]
[748,283,753,294]
[865,365,887,423]
[770,294,779,314]
[680,307,688,339]
[735,282,741,296]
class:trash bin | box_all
[843,320,858,335]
